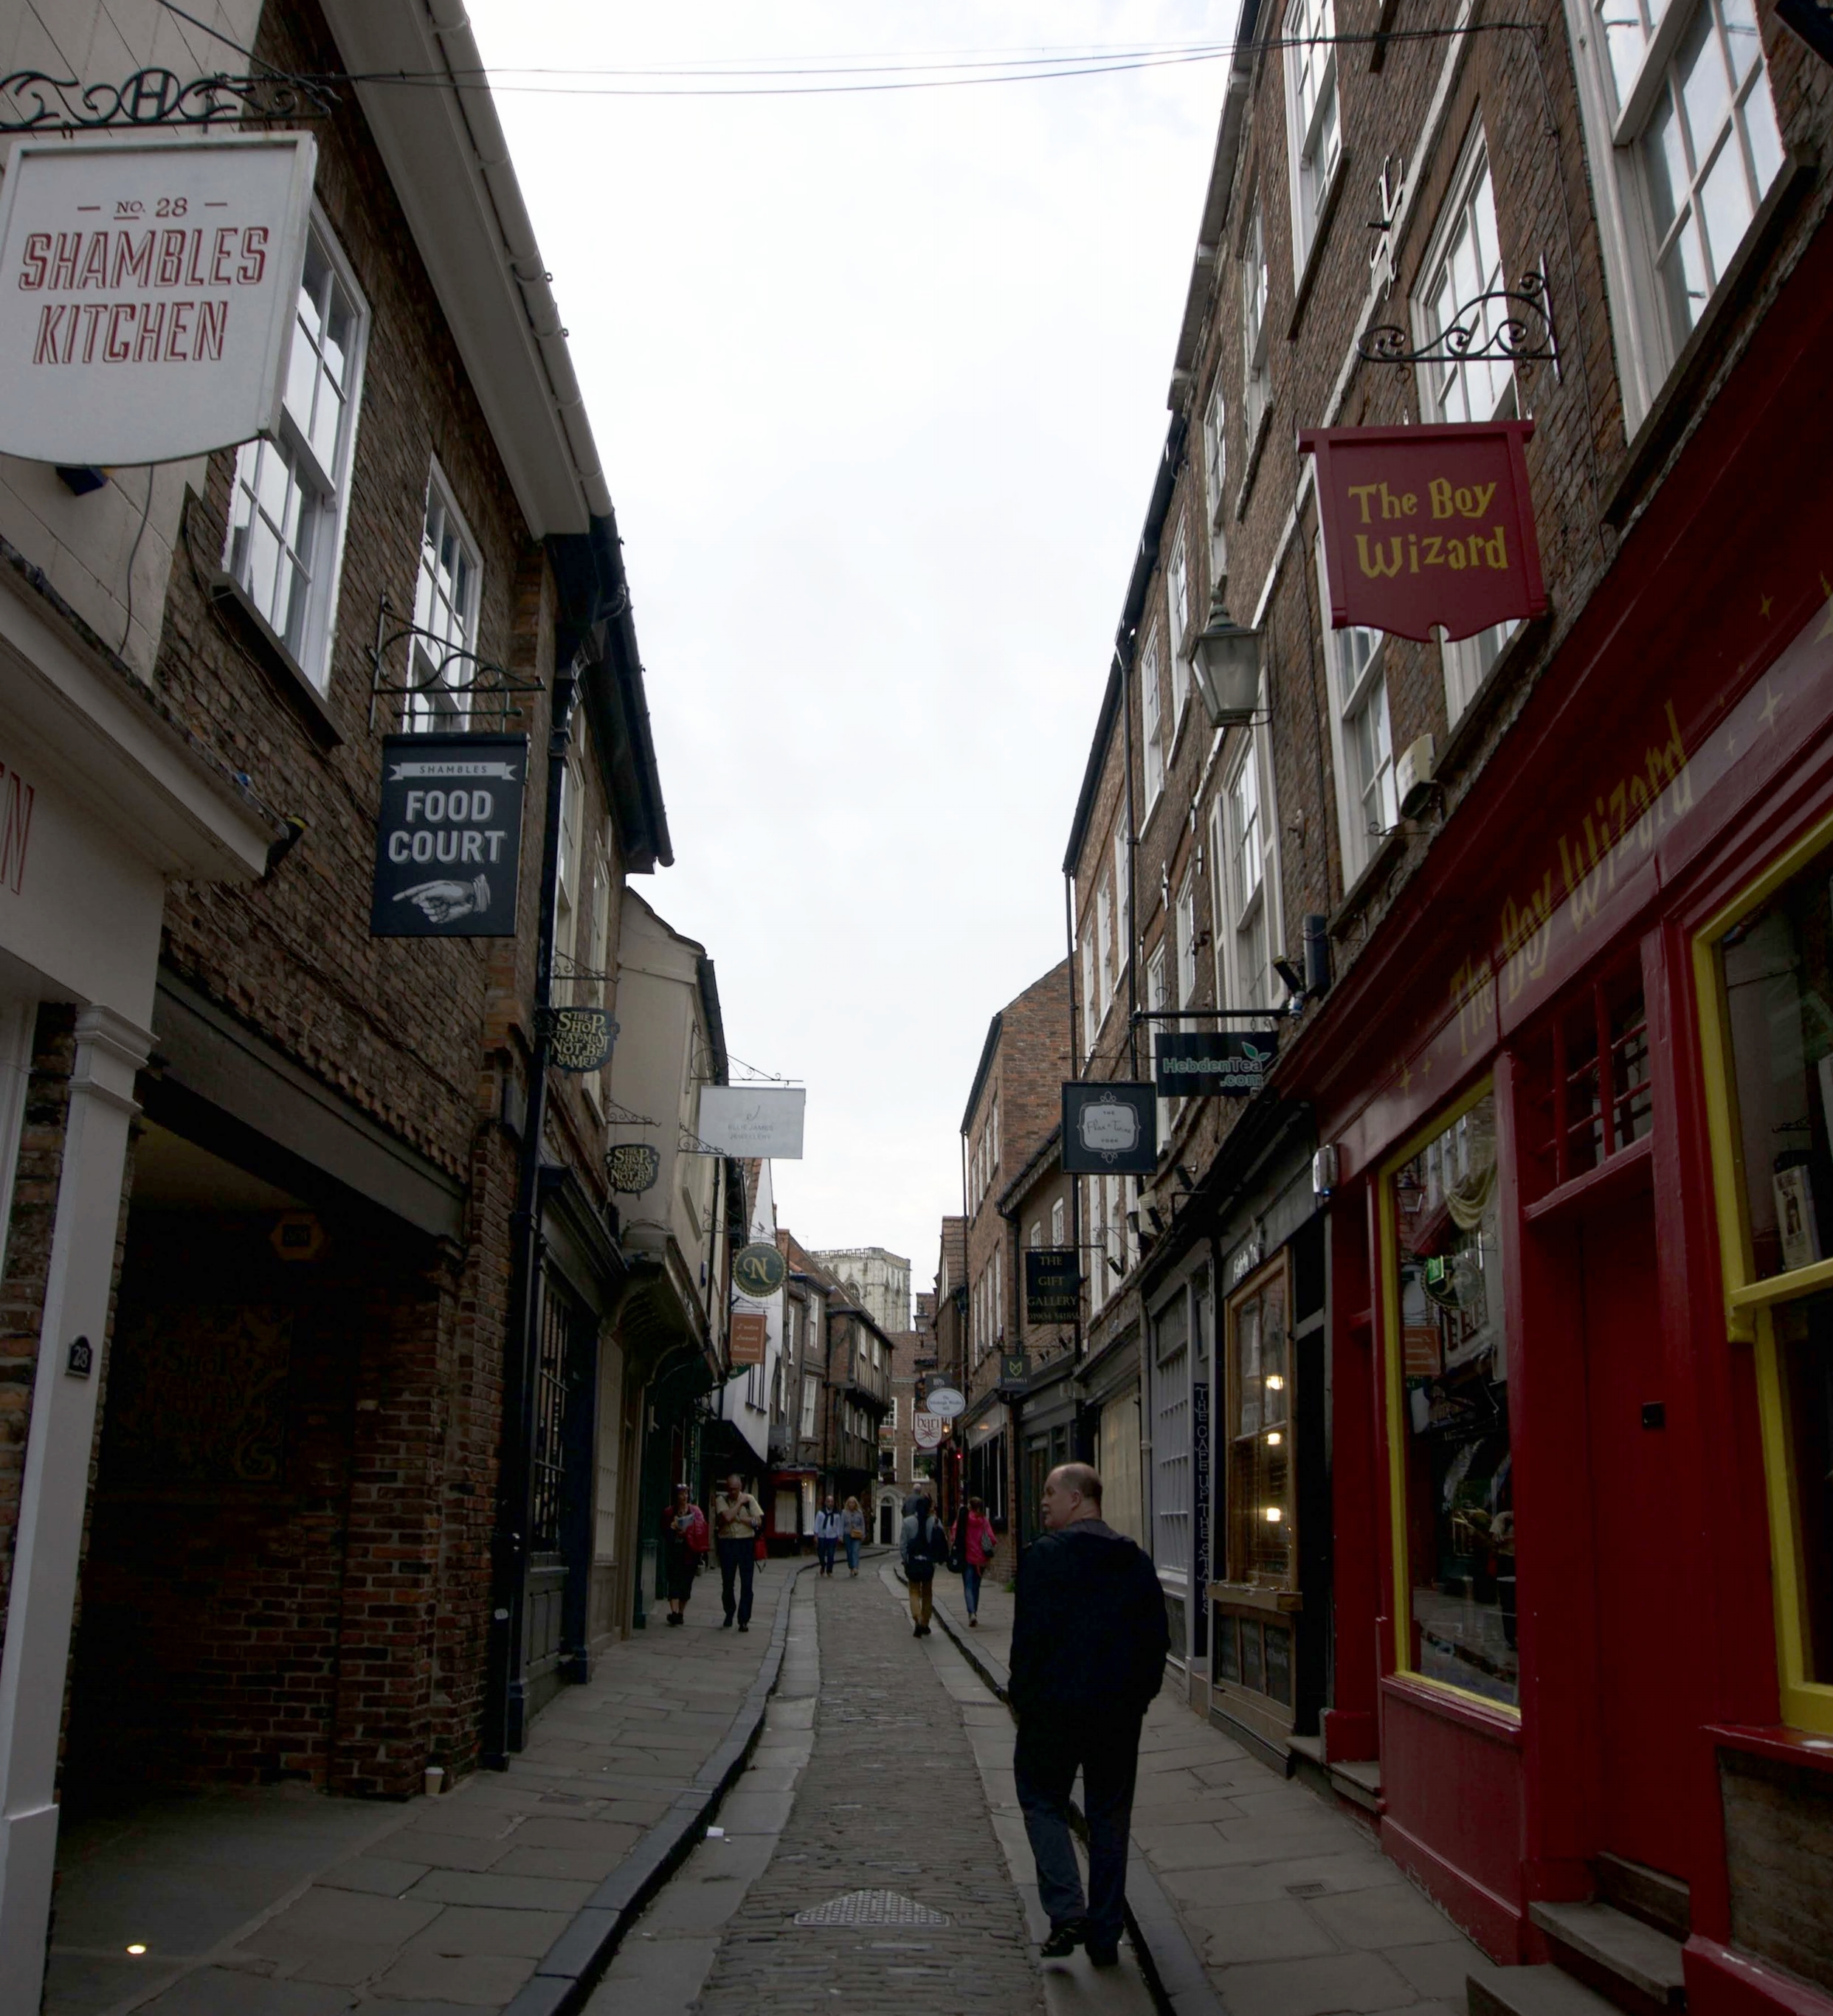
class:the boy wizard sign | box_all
[370,734,526,936]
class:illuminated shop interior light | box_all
[1266,1431,1283,1445]
[1265,1374,1285,1390]
[126,1946,147,1957]
[1263,1506,1283,1522]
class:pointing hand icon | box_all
[396,874,489,923]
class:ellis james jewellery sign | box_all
[0,134,317,464]
[370,734,526,937]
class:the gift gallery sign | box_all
[0,134,317,464]
[1300,421,1546,641]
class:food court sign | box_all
[1300,421,1546,641]
[0,134,317,464]
[370,734,526,937]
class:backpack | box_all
[925,1516,951,1567]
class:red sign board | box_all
[1300,421,1546,642]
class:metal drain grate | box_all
[1285,1880,1328,1899]
[794,1888,951,1927]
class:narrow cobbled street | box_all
[593,1565,1054,2014]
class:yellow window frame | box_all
[1694,807,1833,1736]
[1378,1074,1522,1718]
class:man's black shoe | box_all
[1040,1922,1086,1958]
[739,1622,749,1632]
[721,1615,733,1628]
[1088,1944,1121,1968]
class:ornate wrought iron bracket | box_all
[368,595,544,732]
[1357,261,1560,381]
[0,66,337,131]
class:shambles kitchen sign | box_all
[0,134,317,464]
[370,734,526,938]
[1300,421,1546,641]
[1154,1029,1276,1099]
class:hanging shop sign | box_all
[733,1240,787,1299]
[1154,1029,1277,1099]
[0,133,317,464]
[912,1411,945,1450]
[924,1385,966,1419]
[543,1008,616,1073]
[1061,1081,1158,1176]
[370,734,527,936]
[607,1143,660,1194]
[728,1311,767,1367]
[1026,1249,1081,1325]
[998,1352,1029,1397]
[694,1085,806,1159]
[1299,420,1546,642]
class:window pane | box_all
[1644,88,1689,239]
[1677,1,1733,169]
[1719,840,1833,1280]
[1392,1088,1517,1705]
[1598,0,1652,108]
[310,366,343,471]
[1698,129,1755,280]
[1226,1271,1294,1587]
[1775,1292,1833,1681]
[1657,209,1710,334]
[1743,68,1784,190]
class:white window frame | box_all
[1097,878,1115,1023]
[1314,532,1395,883]
[1147,944,1171,1145]
[556,750,586,967]
[1284,0,1343,277]
[1140,630,1166,813]
[1562,0,1784,432]
[404,459,483,732]
[1212,719,1283,1014]
[1203,377,1229,581]
[1051,1196,1066,1246]
[1167,526,1192,728]
[1113,824,1130,993]
[1415,130,1519,723]
[222,207,368,691]
[1243,200,1271,446]
[1081,928,1098,1061]
[1177,870,1198,1008]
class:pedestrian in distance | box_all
[713,1472,764,1631]
[662,1485,708,1626]
[814,1495,842,1575]
[900,1491,950,1637]
[1010,1462,1168,1970]
[841,1495,866,1575]
[953,1494,997,1626]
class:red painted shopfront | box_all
[1296,215,1833,2007]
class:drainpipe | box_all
[483,659,578,1769]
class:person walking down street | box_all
[953,1494,998,1626]
[1010,1463,1169,1969]
[814,1496,841,1576]
[841,1496,866,1575]
[662,1485,708,1625]
[714,1473,764,1632]
[900,1492,948,1637]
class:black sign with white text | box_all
[1061,1081,1158,1175]
[370,733,526,938]
[1153,1029,1277,1099]
[1026,1248,1081,1325]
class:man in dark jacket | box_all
[1010,1462,1169,1969]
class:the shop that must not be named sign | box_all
[0,134,317,465]
[1300,421,1546,642]
[1061,1080,1158,1175]
[370,733,527,937]
[1154,1029,1277,1099]
[1026,1249,1081,1325]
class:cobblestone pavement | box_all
[690,1567,1045,2012]
[931,1575,1491,2016]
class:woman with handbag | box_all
[959,1495,997,1626]
[841,1496,866,1575]
[663,1485,708,1626]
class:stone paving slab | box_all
[44,1563,816,2016]
[925,1572,1492,2016]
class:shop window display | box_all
[1225,1260,1294,1587]
[1389,1088,1518,1707]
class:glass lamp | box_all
[1188,585,1263,727]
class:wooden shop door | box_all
[1580,1187,1689,1875]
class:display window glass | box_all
[1383,1083,1519,1709]
[1223,1256,1295,1588]
[1699,818,1833,1733]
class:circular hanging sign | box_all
[924,1385,965,1419]
[912,1412,945,1449]
[733,1241,787,1299]
[607,1143,660,1195]
[546,1007,618,1074]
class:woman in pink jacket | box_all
[955,1496,998,1626]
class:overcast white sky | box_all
[465,4,1231,1316]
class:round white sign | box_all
[912,1412,944,1449]
[924,1386,965,1419]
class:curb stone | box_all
[908,1566,1230,2016]
[500,1555,819,2016]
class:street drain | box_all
[794,1889,950,1927]
[1285,1881,1328,1898]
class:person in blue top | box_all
[813,1495,842,1575]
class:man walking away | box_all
[814,1495,841,1576]
[900,1492,947,1637]
[1010,1462,1168,1968]
[714,1473,764,1631]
